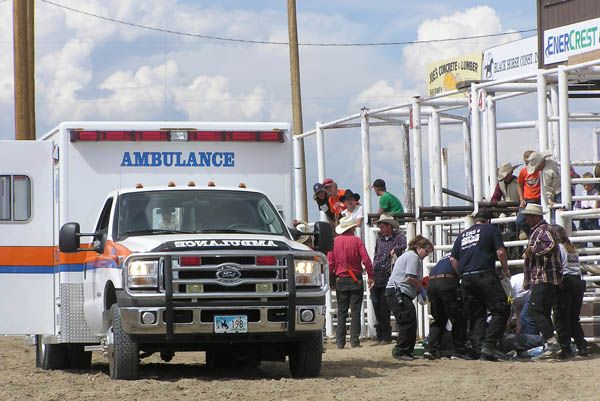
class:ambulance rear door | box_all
[0,141,55,334]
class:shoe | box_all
[336,344,345,349]
[533,340,561,360]
[450,352,475,360]
[351,342,362,348]
[423,351,439,360]
[480,346,509,361]
[393,354,414,361]
[380,340,393,345]
[370,341,382,347]
[577,347,589,357]
[559,350,575,360]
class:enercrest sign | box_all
[544,18,600,65]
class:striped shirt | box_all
[372,232,407,287]
[523,220,562,287]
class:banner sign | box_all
[426,52,482,97]
[483,36,538,80]
[544,18,600,65]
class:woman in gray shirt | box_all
[385,235,434,361]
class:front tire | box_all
[288,332,323,378]
[107,304,139,380]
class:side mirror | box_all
[289,227,303,241]
[59,222,81,253]
[313,221,333,254]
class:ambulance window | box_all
[0,176,10,221]
[0,175,31,222]
[13,176,31,221]
[96,198,113,232]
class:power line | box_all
[41,0,536,47]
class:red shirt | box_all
[518,168,540,201]
[328,233,373,279]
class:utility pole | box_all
[287,0,308,221]
[13,0,36,140]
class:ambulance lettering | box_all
[173,239,278,248]
[121,151,235,167]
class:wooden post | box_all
[13,0,35,140]
[287,0,308,221]
[27,0,35,138]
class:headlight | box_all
[294,260,322,286]
[127,260,158,288]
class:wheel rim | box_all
[106,324,115,370]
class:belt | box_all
[429,273,458,280]
[461,269,493,277]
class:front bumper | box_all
[120,304,325,335]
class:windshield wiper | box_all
[199,228,259,234]
[121,228,197,237]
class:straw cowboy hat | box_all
[497,162,520,180]
[521,203,543,216]
[335,215,358,235]
[526,151,552,174]
[374,214,400,230]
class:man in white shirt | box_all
[341,190,364,238]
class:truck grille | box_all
[164,255,288,298]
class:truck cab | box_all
[59,185,333,379]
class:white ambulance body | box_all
[0,121,331,378]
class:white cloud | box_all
[401,5,521,90]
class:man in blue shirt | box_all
[450,212,510,361]
[423,255,468,360]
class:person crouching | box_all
[385,235,434,361]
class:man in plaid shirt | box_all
[370,215,406,345]
[522,203,563,359]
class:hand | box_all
[548,200,555,207]
[390,249,396,257]
[368,278,374,289]
[523,283,530,291]
[503,270,511,279]
[520,200,526,208]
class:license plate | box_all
[214,315,248,333]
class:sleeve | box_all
[491,183,503,202]
[542,170,554,203]
[405,253,419,277]
[359,240,374,278]
[450,235,461,259]
[327,249,336,274]
[518,169,525,186]
[379,195,388,211]
[394,233,407,255]
[530,227,557,256]
[559,244,568,268]
[492,226,505,250]
[523,255,531,287]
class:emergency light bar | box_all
[70,130,284,143]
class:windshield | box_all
[116,190,288,239]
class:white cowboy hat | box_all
[526,151,551,174]
[497,162,520,180]
[374,214,400,230]
[522,203,543,216]
[335,215,358,235]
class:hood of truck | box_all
[117,233,311,253]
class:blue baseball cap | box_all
[313,182,326,199]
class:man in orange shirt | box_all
[516,150,541,237]
[323,178,346,226]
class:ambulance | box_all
[0,121,332,379]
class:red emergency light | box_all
[256,256,277,265]
[180,256,201,266]
[70,130,284,143]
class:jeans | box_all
[519,293,539,336]
[528,282,559,341]
[461,270,510,350]
[385,289,417,357]
[335,276,364,346]
[426,278,467,355]
[370,287,391,342]
[554,274,588,352]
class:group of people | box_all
[492,150,598,240]
[312,177,404,238]
[328,201,589,361]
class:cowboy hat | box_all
[521,203,543,216]
[526,151,552,174]
[374,214,399,230]
[497,162,520,180]
[335,215,358,234]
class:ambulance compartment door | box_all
[0,141,55,334]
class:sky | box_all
[0,0,595,220]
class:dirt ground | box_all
[0,336,598,401]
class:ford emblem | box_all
[216,265,242,281]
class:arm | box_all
[359,240,374,282]
[327,250,336,275]
[491,183,503,203]
[450,257,459,274]
[406,276,422,291]
[496,247,509,277]
[541,170,554,205]
[529,228,557,256]
[522,254,531,290]
[393,233,407,256]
